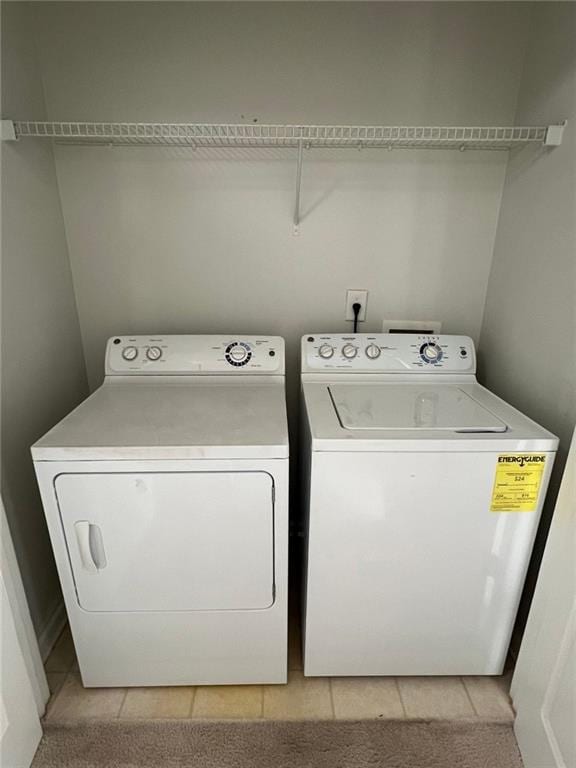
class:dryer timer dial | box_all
[225,342,252,367]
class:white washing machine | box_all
[33,335,288,687]
[300,333,558,676]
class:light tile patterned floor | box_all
[44,625,514,723]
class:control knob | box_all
[228,344,249,363]
[318,344,335,359]
[122,346,138,361]
[146,346,162,361]
[420,343,443,363]
[342,343,358,359]
[365,344,381,359]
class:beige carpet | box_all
[32,719,523,767]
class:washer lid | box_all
[329,384,508,432]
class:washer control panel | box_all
[302,334,475,373]
[106,335,284,375]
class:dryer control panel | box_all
[302,334,475,374]
[106,335,284,375]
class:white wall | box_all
[1,3,88,650]
[478,3,576,643]
[32,2,531,395]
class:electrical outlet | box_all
[345,290,368,322]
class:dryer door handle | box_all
[74,521,106,573]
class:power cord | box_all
[352,302,361,334]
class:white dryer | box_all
[33,335,288,687]
[300,333,558,676]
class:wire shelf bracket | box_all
[1,120,16,141]
[2,120,566,233]
[544,120,567,147]
[293,140,305,234]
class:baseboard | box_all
[37,600,67,662]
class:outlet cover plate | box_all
[345,290,368,321]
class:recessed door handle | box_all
[74,521,107,573]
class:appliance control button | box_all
[365,344,381,359]
[146,346,163,361]
[122,346,138,361]
[342,343,358,359]
[318,344,335,359]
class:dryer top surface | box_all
[33,379,288,461]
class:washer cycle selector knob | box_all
[146,346,162,361]
[420,342,443,364]
[121,346,138,361]
[342,344,358,359]
[318,344,335,359]
[365,344,381,360]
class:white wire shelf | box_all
[2,119,565,232]
[4,121,565,150]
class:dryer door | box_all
[55,472,274,612]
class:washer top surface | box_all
[301,334,558,452]
[303,379,557,452]
[329,384,507,432]
[33,335,288,461]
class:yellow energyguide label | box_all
[491,454,546,512]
